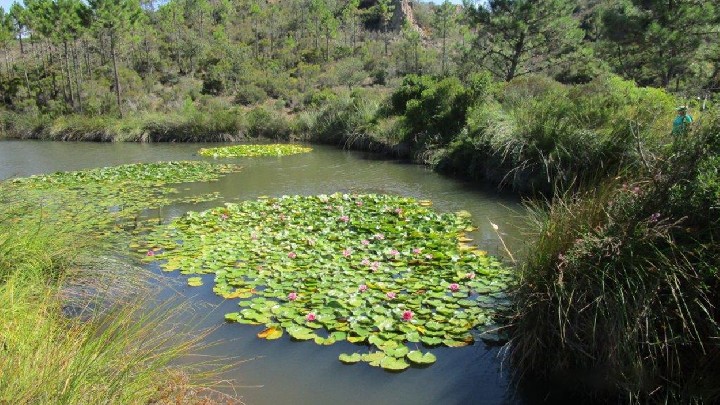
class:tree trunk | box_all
[72,39,83,112]
[63,40,75,109]
[506,33,525,82]
[110,31,123,118]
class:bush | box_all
[246,106,291,139]
[234,84,268,106]
[510,112,720,402]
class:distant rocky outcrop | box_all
[390,0,419,32]
[360,0,420,32]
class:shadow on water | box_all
[1,140,536,404]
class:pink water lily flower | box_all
[394,208,403,215]
[424,253,433,260]
[342,248,353,257]
[220,213,229,220]
[449,283,460,292]
[306,313,316,322]
[386,292,396,299]
[465,272,476,279]
[412,247,422,254]
[287,252,297,259]
[339,215,350,223]
[402,310,413,321]
[361,239,370,246]
[359,284,368,292]
[370,261,380,272]
[389,249,400,256]
[356,201,363,206]
[373,233,385,240]
[146,250,155,257]
[360,258,370,266]
[288,292,298,301]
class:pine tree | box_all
[467,0,583,81]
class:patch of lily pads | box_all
[4,161,242,239]
[198,144,312,158]
[142,193,512,371]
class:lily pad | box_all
[187,277,203,287]
[338,353,362,364]
[407,350,437,365]
[141,193,513,370]
[198,144,312,158]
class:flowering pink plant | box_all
[402,310,413,321]
[288,292,298,301]
[449,283,460,292]
[306,313,316,322]
[359,284,368,292]
[287,251,297,259]
[386,292,396,299]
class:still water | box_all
[0,140,530,404]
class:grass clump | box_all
[0,186,238,403]
[510,112,720,402]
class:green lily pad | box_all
[187,277,203,287]
[198,144,312,158]
[380,356,410,371]
[407,350,437,365]
[139,192,512,370]
[338,353,362,364]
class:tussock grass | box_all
[0,190,240,404]
[510,113,720,402]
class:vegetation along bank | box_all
[1,0,719,402]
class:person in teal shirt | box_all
[672,106,693,135]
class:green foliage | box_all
[198,144,312,158]
[437,74,676,193]
[142,193,512,370]
[246,106,291,139]
[510,111,720,402]
[466,0,584,81]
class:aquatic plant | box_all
[142,193,512,370]
[5,161,242,239]
[198,144,312,158]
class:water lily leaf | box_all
[421,336,443,346]
[362,352,386,366]
[187,277,203,287]
[380,356,410,371]
[407,350,437,365]
[258,327,283,340]
[198,144,312,158]
[338,353,362,364]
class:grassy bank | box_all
[0,191,235,403]
[509,112,720,402]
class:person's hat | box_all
[676,105,688,111]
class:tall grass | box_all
[0,191,238,404]
[509,112,720,402]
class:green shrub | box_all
[510,112,720,402]
[234,84,268,106]
[246,106,291,139]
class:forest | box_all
[1,0,720,403]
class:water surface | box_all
[0,140,529,404]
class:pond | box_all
[0,140,530,404]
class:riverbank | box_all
[0,182,239,403]
[2,74,717,402]
[0,74,681,196]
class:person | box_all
[672,105,693,135]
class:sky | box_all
[1,0,466,13]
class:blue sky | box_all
[1,0,466,13]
